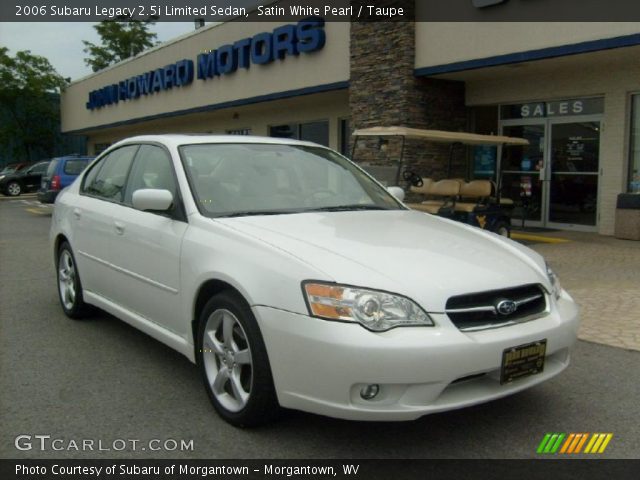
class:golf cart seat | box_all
[454,180,492,213]
[409,179,460,214]
[409,177,433,195]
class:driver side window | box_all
[124,145,177,205]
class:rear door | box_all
[22,162,49,191]
[60,158,90,188]
[72,145,138,299]
[107,144,188,336]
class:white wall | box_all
[415,22,640,70]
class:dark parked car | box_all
[38,155,93,203]
[0,162,31,175]
[0,161,50,196]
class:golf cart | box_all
[351,126,529,237]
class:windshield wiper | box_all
[215,210,302,218]
[305,204,392,212]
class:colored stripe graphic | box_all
[538,433,613,454]
[537,433,565,454]
[585,434,614,454]
[574,433,589,454]
[537,434,552,454]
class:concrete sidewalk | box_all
[529,232,640,352]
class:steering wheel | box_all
[402,170,424,187]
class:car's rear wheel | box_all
[197,291,279,427]
[6,181,21,196]
[57,242,91,319]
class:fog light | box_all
[360,384,380,400]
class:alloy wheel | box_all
[58,250,76,310]
[7,182,21,196]
[202,309,253,412]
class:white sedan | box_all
[50,135,579,426]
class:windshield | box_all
[179,143,404,217]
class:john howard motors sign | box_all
[85,18,326,111]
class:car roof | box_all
[111,134,325,150]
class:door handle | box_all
[73,208,81,220]
[114,221,125,235]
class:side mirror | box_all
[387,186,405,202]
[132,189,173,212]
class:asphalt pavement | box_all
[1,197,638,459]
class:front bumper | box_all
[254,291,579,421]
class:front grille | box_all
[445,284,547,331]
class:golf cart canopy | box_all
[352,126,529,147]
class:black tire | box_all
[6,181,21,196]
[197,290,279,427]
[494,220,511,238]
[56,241,92,319]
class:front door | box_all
[500,112,601,230]
[546,119,600,229]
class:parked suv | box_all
[0,160,50,196]
[38,155,93,203]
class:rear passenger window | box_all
[64,159,89,175]
[82,145,138,202]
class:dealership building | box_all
[61,8,640,235]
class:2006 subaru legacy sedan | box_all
[50,135,579,427]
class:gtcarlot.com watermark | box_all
[14,435,194,452]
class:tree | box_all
[0,47,67,161]
[83,16,158,72]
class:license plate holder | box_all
[500,339,547,384]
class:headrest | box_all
[410,177,433,195]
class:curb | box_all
[511,232,571,244]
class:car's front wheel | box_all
[197,291,279,427]
[6,181,21,196]
[57,242,91,319]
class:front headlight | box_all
[303,282,433,332]
[0,175,5,181]
[546,263,562,300]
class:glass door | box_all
[546,119,600,228]
[501,123,546,226]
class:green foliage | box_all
[0,47,67,161]
[83,16,158,72]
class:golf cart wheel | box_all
[494,220,511,238]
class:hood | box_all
[218,210,549,312]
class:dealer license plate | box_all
[500,339,547,384]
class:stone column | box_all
[349,8,469,182]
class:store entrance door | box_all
[546,119,600,229]
[501,122,546,227]
[500,117,601,230]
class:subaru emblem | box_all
[496,299,517,316]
